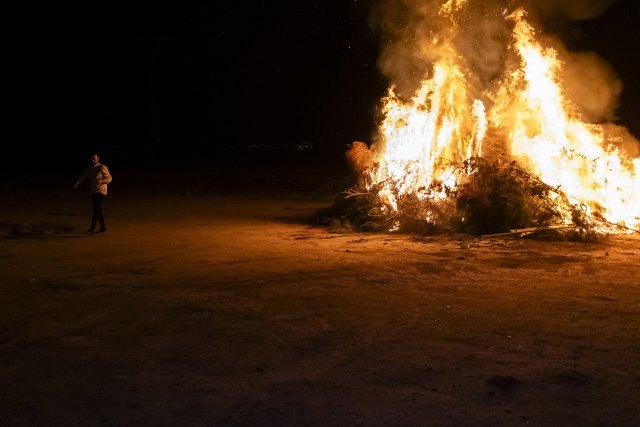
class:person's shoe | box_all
[85,229,95,234]
[96,228,107,234]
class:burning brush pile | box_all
[323,0,640,239]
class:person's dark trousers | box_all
[90,192,107,232]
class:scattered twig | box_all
[481,224,576,238]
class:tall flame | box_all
[374,50,487,209]
[494,9,640,227]
[369,5,640,231]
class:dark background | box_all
[5,0,640,176]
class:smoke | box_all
[371,0,456,98]
[560,50,622,122]
[372,0,511,97]
[371,0,622,116]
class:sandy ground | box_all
[1,182,640,426]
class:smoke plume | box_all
[372,0,622,122]
[560,50,622,122]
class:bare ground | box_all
[1,185,639,426]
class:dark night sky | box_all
[5,0,640,173]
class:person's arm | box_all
[100,166,112,185]
[73,169,88,189]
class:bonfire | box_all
[326,1,640,239]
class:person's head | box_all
[90,153,100,165]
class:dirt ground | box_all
[1,180,640,426]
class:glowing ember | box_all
[367,3,640,232]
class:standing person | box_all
[74,153,112,233]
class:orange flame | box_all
[495,9,640,228]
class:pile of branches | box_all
[318,154,613,241]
